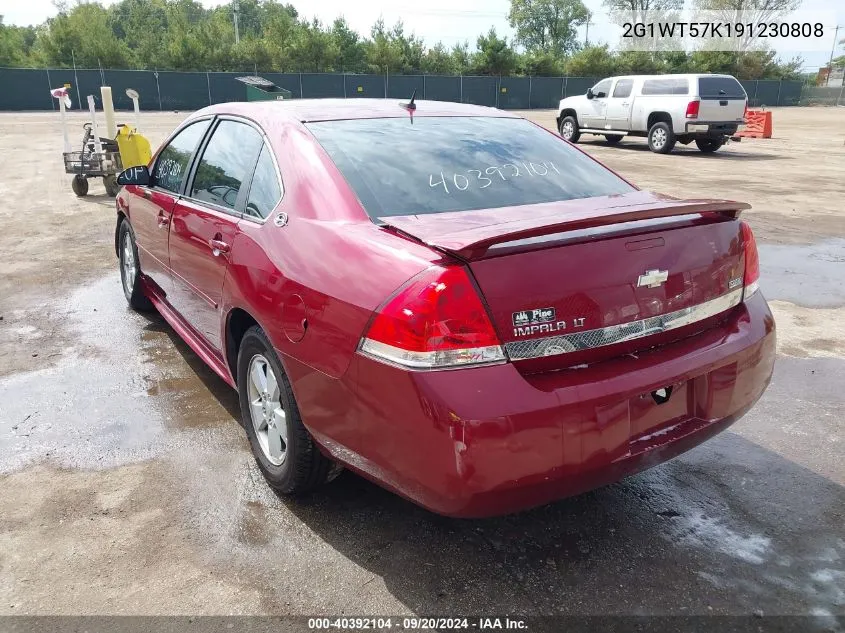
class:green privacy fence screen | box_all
[0,67,806,112]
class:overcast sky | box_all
[1,0,841,70]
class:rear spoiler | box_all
[380,191,750,260]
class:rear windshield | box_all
[306,116,635,218]
[698,76,746,100]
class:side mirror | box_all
[595,91,607,99]
[117,165,150,186]
[586,89,594,100]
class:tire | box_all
[647,121,676,154]
[104,175,120,197]
[604,135,623,145]
[237,326,337,495]
[695,138,723,153]
[72,175,89,197]
[559,115,581,143]
[118,219,154,311]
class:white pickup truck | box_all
[557,74,747,154]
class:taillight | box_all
[740,221,760,299]
[359,266,505,369]
[743,101,748,121]
[685,100,700,119]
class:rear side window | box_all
[699,76,746,100]
[245,145,282,220]
[612,79,633,98]
[153,120,210,193]
[307,117,634,218]
[642,78,689,95]
[190,120,262,211]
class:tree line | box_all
[0,0,807,80]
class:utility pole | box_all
[827,25,841,86]
[233,0,241,45]
[71,48,81,109]
[584,13,595,47]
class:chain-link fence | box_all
[739,79,804,107]
[0,67,810,112]
[799,86,845,106]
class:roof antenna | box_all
[401,89,417,111]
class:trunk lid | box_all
[381,190,749,372]
[697,76,747,123]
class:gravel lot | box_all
[0,106,843,623]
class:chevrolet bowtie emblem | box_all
[637,269,669,288]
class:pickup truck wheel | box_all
[695,138,723,153]
[238,326,338,495]
[118,219,154,312]
[648,122,676,154]
[604,135,623,145]
[559,116,580,143]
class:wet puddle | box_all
[759,239,845,308]
[0,273,242,473]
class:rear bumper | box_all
[684,121,741,136]
[317,292,775,518]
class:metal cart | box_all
[63,122,123,197]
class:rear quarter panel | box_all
[631,95,688,133]
[226,218,436,379]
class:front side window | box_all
[612,79,633,98]
[190,120,262,211]
[245,145,282,220]
[307,116,635,219]
[591,79,612,98]
[152,120,211,193]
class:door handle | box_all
[157,211,169,228]
[142,189,151,200]
[209,239,230,256]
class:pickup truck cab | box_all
[557,74,747,154]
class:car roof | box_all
[195,98,520,125]
[599,73,737,81]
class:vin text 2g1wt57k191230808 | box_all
[114,98,775,517]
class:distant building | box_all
[818,66,845,87]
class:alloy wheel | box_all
[121,231,136,296]
[247,354,287,466]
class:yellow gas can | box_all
[115,124,152,169]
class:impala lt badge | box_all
[637,269,669,288]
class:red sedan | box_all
[115,99,775,518]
